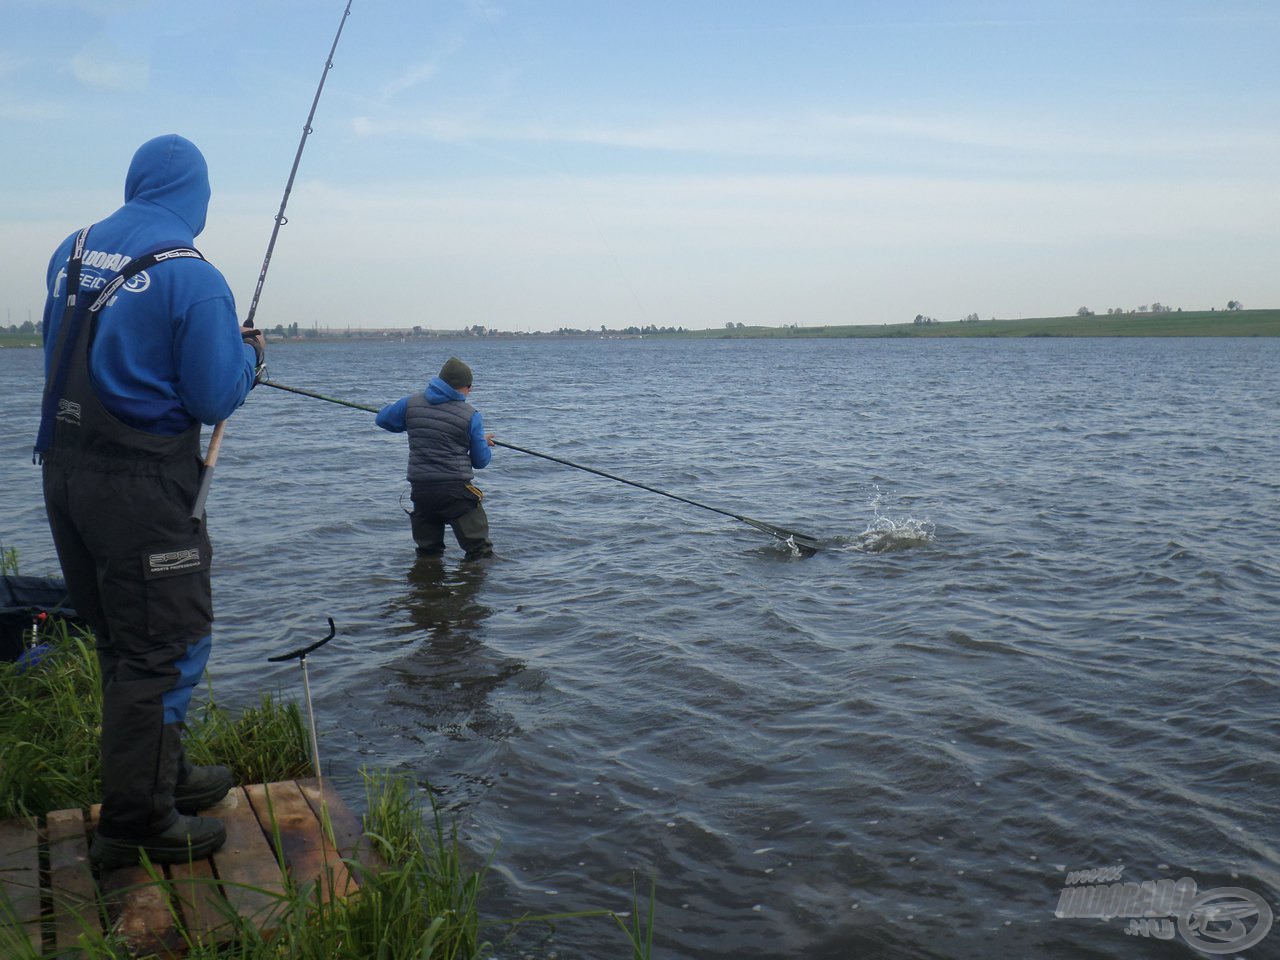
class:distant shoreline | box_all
[3,308,1276,349]
[672,308,1279,339]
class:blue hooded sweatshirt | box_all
[42,134,257,434]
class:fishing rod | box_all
[258,378,822,554]
[190,0,354,521]
[494,438,821,553]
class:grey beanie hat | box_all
[439,356,473,389]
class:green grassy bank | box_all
[4,308,1277,348]
[680,308,1280,339]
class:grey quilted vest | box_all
[405,392,476,484]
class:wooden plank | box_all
[0,815,42,952]
[167,856,227,949]
[296,777,385,884]
[90,804,185,960]
[46,808,102,950]
[205,786,285,931]
[246,781,356,903]
[8,781,370,956]
[101,868,184,960]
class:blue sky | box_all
[2,0,1277,332]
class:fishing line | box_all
[258,378,821,554]
[190,0,354,520]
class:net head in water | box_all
[784,534,821,557]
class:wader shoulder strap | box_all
[85,245,205,315]
[35,227,92,462]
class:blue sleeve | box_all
[175,294,256,425]
[376,397,409,432]
[469,411,491,469]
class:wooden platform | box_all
[0,778,379,958]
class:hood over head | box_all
[124,134,212,236]
[427,376,467,404]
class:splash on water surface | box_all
[852,487,935,553]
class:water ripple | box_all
[3,337,1278,959]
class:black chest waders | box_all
[37,227,222,838]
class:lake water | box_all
[2,335,1277,959]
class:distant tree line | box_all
[574,323,687,335]
[908,301,1249,325]
[1079,300,1244,316]
[914,313,984,324]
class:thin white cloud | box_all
[3,0,151,16]
[0,54,25,79]
[341,107,1280,172]
[71,40,148,92]
[376,23,473,102]
[379,60,444,101]
[0,97,70,121]
[465,0,505,24]
[216,172,1275,253]
[687,11,1280,39]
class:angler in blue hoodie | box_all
[36,134,263,868]
[377,357,496,560]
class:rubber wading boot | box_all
[175,763,234,814]
[90,814,227,869]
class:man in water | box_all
[35,134,264,868]
[376,357,495,560]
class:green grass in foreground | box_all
[0,620,655,959]
[0,617,311,820]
